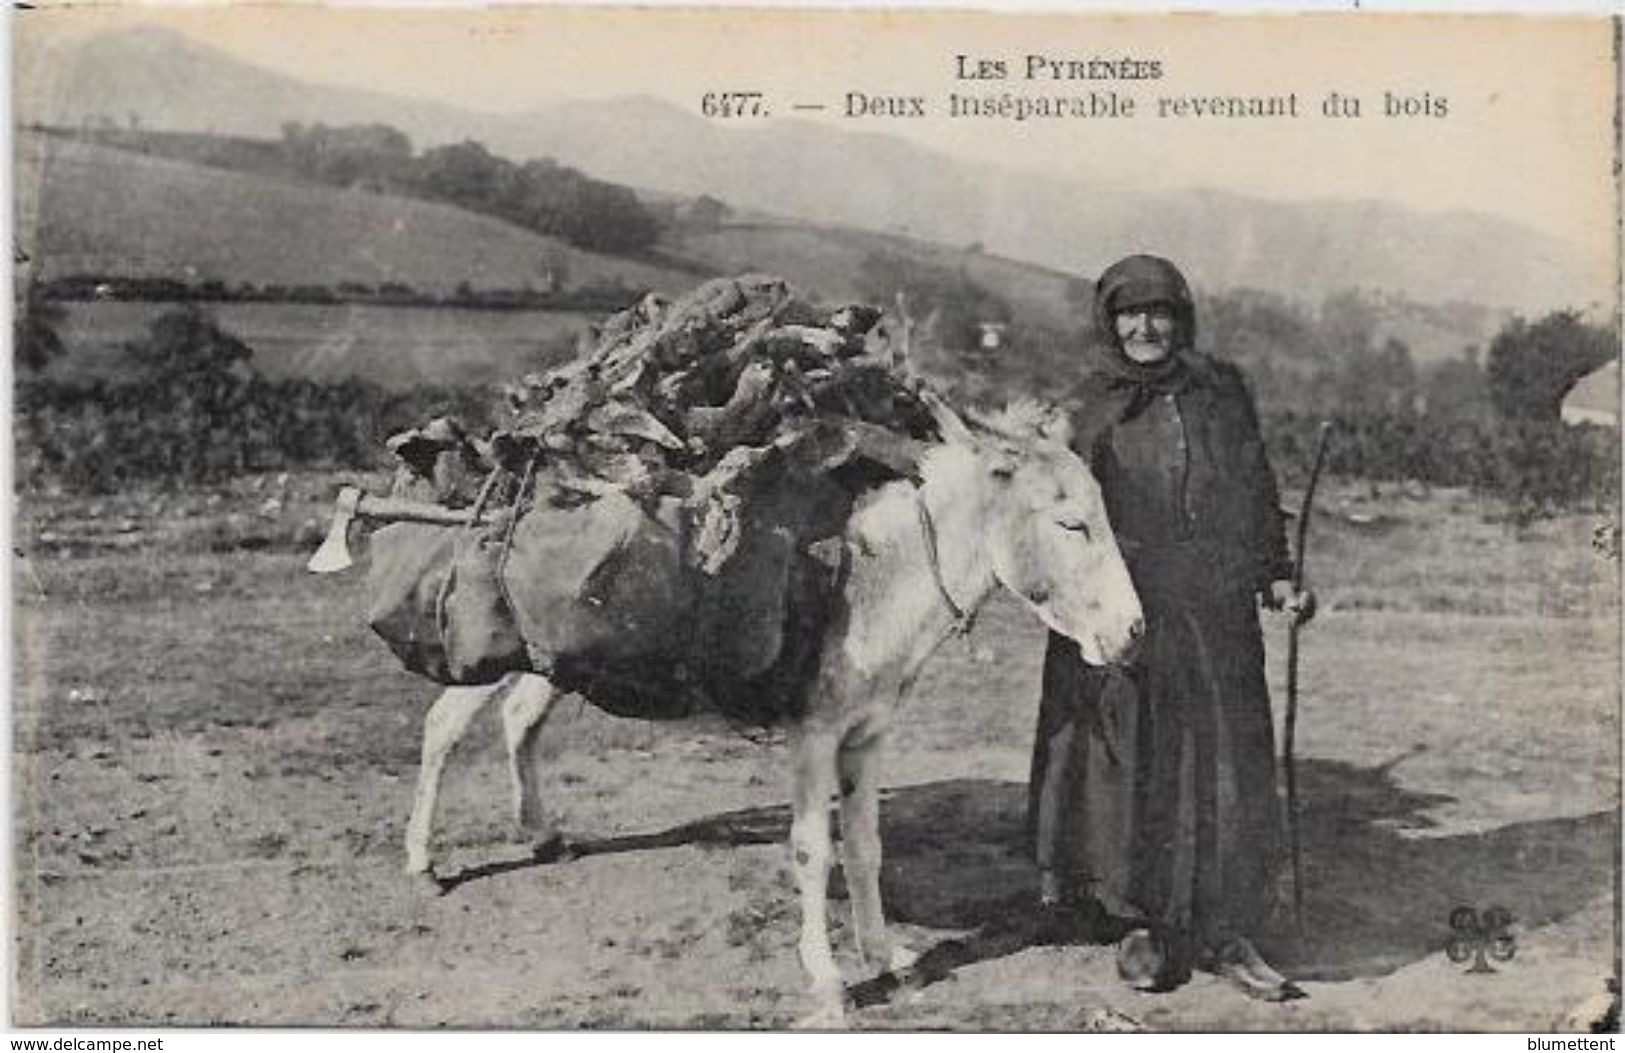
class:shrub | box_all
[1263,409,1618,517]
[1486,311,1616,422]
[15,308,501,493]
[14,283,67,373]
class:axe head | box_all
[307,487,364,574]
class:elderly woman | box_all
[1028,254,1313,1000]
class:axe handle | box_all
[307,487,509,575]
[352,492,511,528]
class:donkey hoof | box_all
[408,869,447,897]
[530,833,577,864]
[863,941,920,979]
[887,944,921,977]
[794,1000,848,1031]
[794,975,849,1030]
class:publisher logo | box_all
[1446,905,1516,974]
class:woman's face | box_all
[1113,303,1178,364]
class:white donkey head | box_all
[920,391,1143,665]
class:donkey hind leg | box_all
[404,676,515,884]
[499,675,566,858]
[789,726,846,1027]
[837,723,917,977]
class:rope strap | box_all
[912,487,975,637]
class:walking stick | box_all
[1284,421,1332,929]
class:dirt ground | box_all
[10,477,1620,1031]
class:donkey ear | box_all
[988,445,1019,479]
[1035,406,1074,448]
[385,429,441,480]
[918,389,977,446]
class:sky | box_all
[13,4,1621,268]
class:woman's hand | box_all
[1263,580,1316,625]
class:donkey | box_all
[399,397,1144,1025]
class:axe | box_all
[305,486,510,574]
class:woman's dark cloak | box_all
[1028,255,1293,950]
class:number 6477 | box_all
[701,92,767,118]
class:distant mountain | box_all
[18,23,1603,314]
[17,23,481,145]
[481,98,1592,315]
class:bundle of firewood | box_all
[484,275,934,499]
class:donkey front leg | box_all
[499,675,565,858]
[789,726,846,1026]
[404,678,513,885]
[837,722,917,977]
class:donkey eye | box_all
[1056,514,1091,539]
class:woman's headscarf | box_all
[1091,254,1197,379]
[1071,255,1212,452]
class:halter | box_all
[912,486,976,637]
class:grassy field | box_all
[48,301,595,390]
[9,475,1618,1030]
[16,132,689,297]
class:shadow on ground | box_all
[439,756,1615,993]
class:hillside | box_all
[19,129,1088,326]
[666,222,1081,332]
[16,22,484,150]
[15,131,690,297]
[18,129,1108,393]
